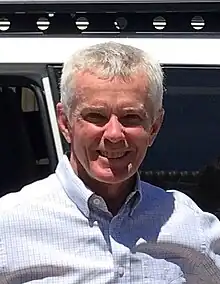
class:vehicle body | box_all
[0,0,220,216]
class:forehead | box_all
[74,71,149,108]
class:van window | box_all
[0,77,53,197]
[142,67,220,171]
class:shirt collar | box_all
[128,171,142,216]
[55,155,93,218]
[55,155,142,218]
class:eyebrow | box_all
[121,105,148,116]
[80,106,107,113]
[80,104,148,116]
[121,106,146,113]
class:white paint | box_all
[0,37,220,65]
[42,76,64,161]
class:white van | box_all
[0,0,220,215]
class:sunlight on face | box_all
[62,72,163,184]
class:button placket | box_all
[109,216,131,282]
[93,198,101,206]
[118,266,125,277]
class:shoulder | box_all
[140,181,220,247]
[0,174,68,277]
[0,173,72,249]
[168,188,203,213]
[140,180,220,227]
[0,173,60,215]
[140,180,202,213]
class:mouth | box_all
[97,150,129,159]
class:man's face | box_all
[58,71,163,184]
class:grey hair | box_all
[60,41,164,120]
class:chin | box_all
[91,167,134,184]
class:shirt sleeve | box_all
[199,210,220,283]
[0,238,7,284]
[170,189,220,283]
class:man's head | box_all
[57,41,164,185]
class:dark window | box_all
[0,77,53,197]
[142,67,220,172]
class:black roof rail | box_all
[0,0,220,12]
[0,0,220,36]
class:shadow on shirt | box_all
[110,182,175,247]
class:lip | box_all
[97,150,130,159]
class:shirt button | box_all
[93,198,101,206]
[118,266,124,277]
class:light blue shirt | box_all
[1,155,220,283]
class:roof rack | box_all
[0,0,220,36]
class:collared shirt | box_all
[1,155,220,283]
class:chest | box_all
[4,212,209,283]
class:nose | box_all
[103,115,125,143]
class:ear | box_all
[56,102,71,143]
[148,108,164,147]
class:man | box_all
[0,42,220,283]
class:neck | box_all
[70,156,136,215]
[85,176,136,215]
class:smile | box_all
[98,151,128,159]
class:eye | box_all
[84,113,108,125]
[120,114,143,126]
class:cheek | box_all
[127,128,151,147]
[71,123,103,148]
